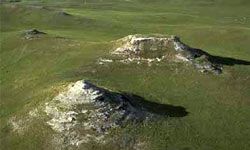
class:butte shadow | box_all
[120,92,188,118]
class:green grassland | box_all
[1,0,250,149]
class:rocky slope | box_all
[44,80,159,147]
[9,79,187,148]
[107,34,223,74]
[172,36,222,74]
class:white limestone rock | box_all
[110,34,223,74]
[113,34,172,55]
[44,80,154,147]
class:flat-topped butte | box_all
[111,34,223,74]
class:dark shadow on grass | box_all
[209,55,250,66]
[120,93,188,117]
[188,48,250,66]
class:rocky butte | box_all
[108,34,224,74]
[43,80,187,147]
[10,80,186,148]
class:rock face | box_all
[172,36,222,74]
[44,80,154,147]
[111,34,223,74]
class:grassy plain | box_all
[1,0,250,149]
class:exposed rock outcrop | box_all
[172,36,223,74]
[9,80,187,148]
[44,80,188,147]
[113,34,172,56]
[110,34,223,74]
[44,80,164,147]
[22,29,46,39]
